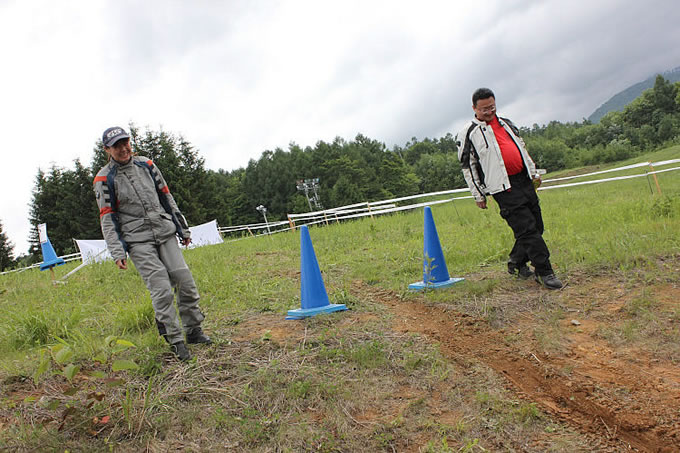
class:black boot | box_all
[170,341,191,362]
[156,319,170,344]
[508,262,534,279]
[186,327,212,345]
[535,273,563,290]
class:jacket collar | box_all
[472,116,488,126]
[472,114,506,127]
[110,156,133,168]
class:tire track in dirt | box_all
[360,284,680,453]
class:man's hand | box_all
[532,176,542,189]
[116,259,127,270]
[476,200,488,209]
[181,237,192,247]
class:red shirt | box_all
[489,116,524,175]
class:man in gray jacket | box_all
[94,126,212,361]
[457,89,563,290]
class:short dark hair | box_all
[472,88,495,107]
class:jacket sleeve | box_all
[521,141,538,178]
[148,163,192,240]
[456,128,486,202]
[93,174,127,261]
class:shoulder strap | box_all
[135,159,185,237]
[105,165,118,211]
[100,166,128,252]
[135,159,170,194]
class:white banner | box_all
[184,219,223,249]
[75,239,112,264]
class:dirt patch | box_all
[231,313,305,343]
[356,278,680,452]
[232,311,380,343]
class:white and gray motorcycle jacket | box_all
[457,115,538,202]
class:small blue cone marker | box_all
[38,223,65,271]
[286,225,347,320]
[409,206,464,291]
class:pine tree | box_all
[27,169,48,260]
[27,161,99,259]
[0,218,16,271]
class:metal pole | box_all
[256,205,271,235]
[262,211,271,235]
[305,187,313,211]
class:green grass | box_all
[1,146,679,451]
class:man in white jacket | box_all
[457,88,563,290]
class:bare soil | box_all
[353,273,680,452]
[216,265,680,451]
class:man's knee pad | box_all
[168,267,197,292]
[147,270,174,305]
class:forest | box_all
[3,74,678,268]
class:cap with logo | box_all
[102,127,130,148]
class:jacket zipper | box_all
[480,127,489,148]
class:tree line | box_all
[6,75,678,268]
[522,75,680,170]
[22,130,462,263]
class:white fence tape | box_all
[219,220,289,233]
[539,166,680,191]
[543,159,680,184]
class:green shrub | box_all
[10,311,80,349]
[115,302,155,334]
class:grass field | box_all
[1,145,679,452]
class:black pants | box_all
[492,173,553,276]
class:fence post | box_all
[648,163,663,195]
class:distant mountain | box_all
[588,66,680,123]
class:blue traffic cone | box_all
[286,225,347,320]
[409,206,464,290]
[38,223,65,271]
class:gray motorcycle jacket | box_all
[93,156,191,261]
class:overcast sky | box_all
[2,0,680,256]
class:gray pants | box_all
[128,238,204,344]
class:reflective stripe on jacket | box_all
[457,115,537,202]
